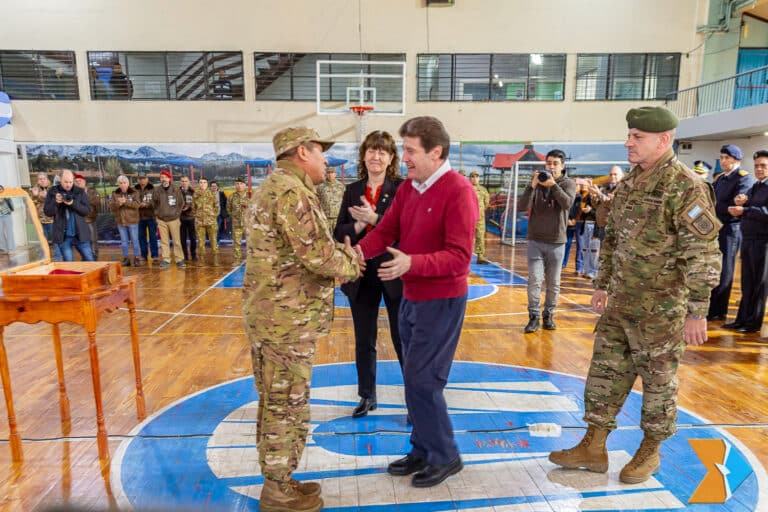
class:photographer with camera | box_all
[43,170,95,262]
[518,149,576,333]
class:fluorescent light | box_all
[531,54,543,65]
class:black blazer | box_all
[333,177,404,303]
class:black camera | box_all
[62,192,73,203]
[538,170,551,182]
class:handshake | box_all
[340,235,411,283]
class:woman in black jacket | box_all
[334,130,404,418]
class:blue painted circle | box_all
[112,362,765,511]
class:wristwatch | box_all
[687,314,704,320]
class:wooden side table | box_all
[0,276,145,462]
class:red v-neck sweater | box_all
[358,170,479,301]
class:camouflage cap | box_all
[234,175,245,183]
[469,171,480,177]
[626,106,679,132]
[273,127,334,159]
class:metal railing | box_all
[665,64,768,119]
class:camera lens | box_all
[538,171,551,181]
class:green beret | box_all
[626,106,679,132]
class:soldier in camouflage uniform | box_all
[192,177,219,266]
[227,176,248,262]
[549,107,721,484]
[316,167,345,230]
[469,171,490,264]
[243,126,360,512]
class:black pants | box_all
[180,217,197,259]
[400,294,467,466]
[709,223,741,318]
[734,238,768,329]
[349,282,403,399]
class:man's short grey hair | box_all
[117,175,129,184]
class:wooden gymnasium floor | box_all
[0,235,766,511]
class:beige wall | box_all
[4,0,710,143]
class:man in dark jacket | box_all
[43,170,94,261]
[136,172,159,264]
[518,149,577,332]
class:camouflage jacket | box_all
[473,184,490,219]
[227,191,249,228]
[192,188,218,227]
[316,179,345,225]
[29,185,54,224]
[594,149,721,318]
[242,160,360,342]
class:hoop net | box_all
[350,105,374,143]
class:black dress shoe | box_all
[736,326,760,333]
[412,457,463,488]
[352,397,377,418]
[707,314,726,321]
[387,454,428,476]
[722,322,745,330]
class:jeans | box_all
[574,220,585,273]
[138,218,159,258]
[527,239,565,316]
[563,225,575,268]
[86,221,99,259]
[58,236,94,262]
[118,223,141,258]
[43,222,63,261]
[578,221,598,277]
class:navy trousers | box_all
[733,238,768,329]
[709,223,741,318]
[399,294,467,466]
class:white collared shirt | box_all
[411,159,452,195]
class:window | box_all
[254,53,405,101]
[417,54,566,101]
[575,53,680,101]
[86,51,244,100]
[0,51,78,100]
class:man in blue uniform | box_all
[709,144,754,323]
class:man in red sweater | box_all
[356,116,478,488]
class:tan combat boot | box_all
[548,426,609,473]
[290,478,321,497]
[619,436,661,484]
[260,478,322,512]
[212,254,221,267]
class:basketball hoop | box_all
[350,105,374,144]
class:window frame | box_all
[575,52,681,101]
[416,53,567,102]
[86,50,245,101]
[253,52,407,101]
[0,50,79,100]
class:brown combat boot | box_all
[290,478,321,497]
[619,436,661,484]
[259,478,322,512]
[548,426,609,473]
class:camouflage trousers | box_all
[583,307,686,440]
[231,226,244,258]
[250,337,315,482]
[195,224,218,254]
[474,217,485,257]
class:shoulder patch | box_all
[738,169,750,176]
[680,197,720,240]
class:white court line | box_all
[149,264,244,335]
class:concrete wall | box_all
[3,0,710,143]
